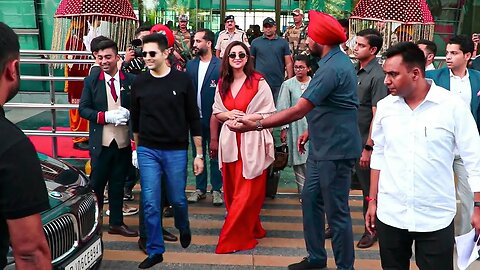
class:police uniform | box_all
[283,24,309,56]
[215,29,250,58]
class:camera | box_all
[130,38,143,58]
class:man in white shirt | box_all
[416,39,437,71]
[426,35,480,236]
[186,29,223,206]
[366,42,480,270]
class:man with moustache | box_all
[0,22,51,270]
[131,33,204,268]
[186,29,223,206]
[250,17,293,103]
[426,35,480,236]
[228,11,361,270]
[215,15,250,59]
[367,42,480,270]
[283,8,309,57]
[79,39,138,238]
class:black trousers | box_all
[90,140,130,226]
[353,161,370,219]
[377,218,454,270]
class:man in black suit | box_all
[79,39,138,237]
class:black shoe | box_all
[138,237,147,254]
[180,228,191,248]
[73,141,89,151]
[324,226,332,239]
[138,254,163,269]
[163,206,173,218]
[288,257,327,270]
[163,228,178,242]
[123,188,134,201]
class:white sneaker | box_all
[106,203,139,216]
[187,190,206,203]
[212,191,224,206]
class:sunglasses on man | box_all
[142,51,160,57]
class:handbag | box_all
[271,144,288,172]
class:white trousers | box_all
[453,156,474,236]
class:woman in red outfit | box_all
[212,41,276,254]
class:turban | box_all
[307,11,347,45]
[150,24,175,48]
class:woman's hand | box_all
[280,129,287,143]
[226,109,246,120]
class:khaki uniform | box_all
[283,24,309,56]
[215,29,250,58]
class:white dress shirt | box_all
[425,63,435,71]
[371,80,480,232]
[449,69,472,108]
[104,71,121,101]
[197,60,210,118]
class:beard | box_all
[6,63,20,103]
[195,47,208,57]
[309,42,323,58]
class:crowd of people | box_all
[2,7,480,270]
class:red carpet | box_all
[28,127,90,158]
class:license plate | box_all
[64,238,102,270]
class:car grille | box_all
[78,193,97,239]
[43,214,77,261]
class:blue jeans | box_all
[302,158,355,270]
[137,146,190,255]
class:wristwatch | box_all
[195,154,204,160]
[474,201,480,208]
[364,145,374,151]
[256,120,264,131]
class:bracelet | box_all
[474,201,480,208]
[366,196,377,202]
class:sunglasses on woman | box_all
[228,52,247,59]
[142,51,159,57]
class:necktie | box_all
[109,77,118,102]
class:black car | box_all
[5,153,103,269]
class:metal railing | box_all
[5,50,96,158]
[4,50,455,158]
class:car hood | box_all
[38,153,90,209]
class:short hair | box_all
[97,39,118,54]
[142,33,169,52]
[448,35,475,55]
[416,39,437,56]
[0,22,20,75]
[337,19,349,29]
[356,28,383,55]
[196,29,215,43]
[384,42,426,73]
[135,24,152,36]
[90,36,110,53]
[294,54,311,67]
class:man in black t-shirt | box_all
[131,33,204,269]
[0,22,51,270]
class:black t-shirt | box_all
[130,68,202,150]
[0,106,50,269]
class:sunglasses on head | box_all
[228,52,247,59]
[142,51,159,57]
